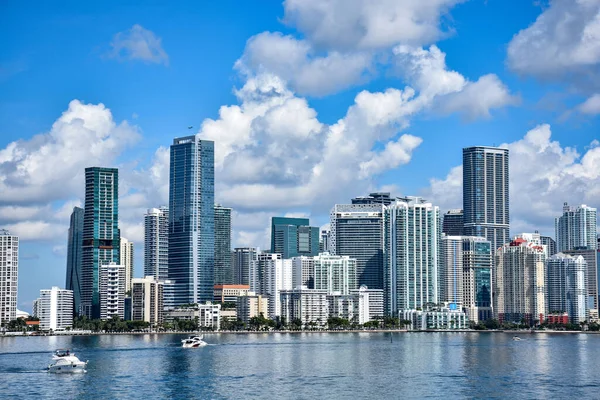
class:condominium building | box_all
[442,209,464,236]
[563,249,599,309]
[255,253,292,318]
[99,263,125,320]
[236,294,269,324]
[401,306,469,330]
[441,236,493,323]
[164,303,221,330]
[555,203,597,252]
[494,236,546,324]
[537,232,557,257]
[320,230,330,253]
[65,206,84,316]
[270,217,319,259]
[350,286,385,320]
[120,237,134,293]
[292,256,314,289]
[330,203,385,291]
[463,146,510,253]
[81,167,120,319]
[546,253,587,324]
[36,287,73,331]
[144,207,169,281]
[313,253,357,295]
[0,230,18,326]
[169,136,215,305]
[213,284,250,303]
[280,288,329,327]
[214,205,233,284]
[385,197,441,314]
[233,247,258,286]
[132,276,164,325]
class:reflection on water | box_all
[1,333,600,399]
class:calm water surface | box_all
[0,332,598,399]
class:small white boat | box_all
[47,349,87,373]
[182,335,207,348]
[512,336,522,341]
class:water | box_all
[0,332,599,399]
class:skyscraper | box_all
[270,217,319,259]
[555,203,597,252]
[81,167,120,319]
[564,248,599,310]
[169,136,215,305]
[442,209,464,236]
[233,247,258,286]
[463,146,510,253]
[384,197,441,315]
[65,206,84,315]
[313,253,357,295]
[546,253,587,324]
[144,207,169,280]
[214,204,232,284]
[254,253,292,318]
[330,203,385,290]
[120,237,134,294]
[0,229,18,326]
[537,231,557,257]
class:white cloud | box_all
[359,134,423,178]
[108,24,169,65]
[577,93,600,115]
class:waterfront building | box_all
[81,167,120,319]
[463,146,510,253]
[120,237,134,294]
[144,207,169,281]
[233,247,258,286]
[384,197,441,315]
[270,217,319,259]
[441,236,493,323]
[313,253,357,295]
[546,312,569,325]
[351,192,395,206]
[537,232,557,257]
[213,284,250,303]
[131,276,164,325]
[164,303,221,330]
[494,236,546,324]
[280,288,329,328]
[330,203,385,290]
[99,262,125,320]
[236,294,269,325]
[328,294,366,324]
[545,253,587,324]
[400,305,469,330]
[350,286,385,320]
[36,287,73,331]
[214,205,233,284]
[442,209,464,236]
[555,203,597,252]
[292,256,314,289]
[124,297,132,321]
[320,230,330,253]
[256,253,292,318]
[0,230,18,326]
[563,249,599,309]
[169,136,215,305]
[65,207,84,316]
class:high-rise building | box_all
[280,288,329,327]
[0,230,18,325]
[351,192,395,206]
[36,287,73,331]
[319,230,330,253]
[65,207,84,315]
[494,236,546,325]
[350,286,385,320]
[144,207,169,281]
[564,249,599,310]
[169,136,215,305]
[81,167,120,319]
[330,203,385,290]
[255,253,292,318]
[292,256,314,289]
[442,209,464,236]
[546,253,587,324]
[313,253,357,295]
[537,232,557,257]
[236,294,269,324]
[270,217,319,259]
[441,236,493,323]
[99,263,125,320]
[214,204,232,284]
[120,237,134,294]
[555,203,597,252]
[463,146,510,253]
[132,276,164,325]
[233,247,258,286]
[385,197,441,315]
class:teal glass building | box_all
[270,217,319,259]
[214,204,232,284]
[65,206,84,316]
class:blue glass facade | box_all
[65,206,84,315]
[169,136,214,305]
[270,217,319,259]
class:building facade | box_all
[214,204,232,284]
[270,217,319,259]
[99,263,126,320]
[0,230,19,326]
[442,209,464,236]
[169,136,215,305]
[350,286,385,320]
[213,284,250,303]
[538,233,557,257]
[65,206,84,316]
[280,288,329,327]
[144,207,169,280]
[401,306,469,330]
[236,294,269,324]
[233,247,258,286]
[555,203,597,252]
[292,256,315,289]
[463,146,510,254]
[546,253,587,324]
[120,237,134,294]
[36,287,73,331]
[313,253,357,295]
[255,253,292,318]
[164,303,221,330]
[132,277,164,325]
[563,249,599,310]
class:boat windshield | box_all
[55,349,70,357]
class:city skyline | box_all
[2,1,600,311]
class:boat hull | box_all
[48,362,87,373]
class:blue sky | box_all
[2,0,600,312]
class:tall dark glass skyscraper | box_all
[169,136,214,305]
[463,147,510,253]
[65,206,84,315]
[270,217,319,259]
[214,204,232,284]
[81,167,120,318]
[442,209,464,236]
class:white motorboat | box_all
[182,335,207,348]
[512,336,522,341]
[47,349,87,373]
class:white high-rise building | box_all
[494,236,546,324]
[555,203,598,252]
[99,263,126,320]
[313,252,357,295]
[256,253,292,318]
[350,286,384,320]
[280,288,329,327]
[0,230,18,326]
[132,276,164,325]
[36,287,73,331]
[546,253,587,324]
[120,237,134,293]
[144,207,169,281]
[385,197,441,315]
[292,256,314,289]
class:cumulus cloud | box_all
[108,24,169,65]
[577,93,600,115]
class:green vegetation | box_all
[2,317,40,332]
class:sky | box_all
[2,0,600,312]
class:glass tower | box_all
[214,204,232,284]
[144,206,169,280]
[555,203,597,252]
[81,167,120,319]
[270,217,319,259]
[65,206,84,315]
[463,146,510,253]
[168,136,214,305]
[442,209,464,236]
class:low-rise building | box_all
[132,276,164,325]
[99,263,125,320]
[280,287,329,327]
[35,287,73,331]
[236,294,269,325]
[546,312,569,325]
[401,305,469,331]
[164,303,221,330]
[213,284,251,304]
[350,286,384,321]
